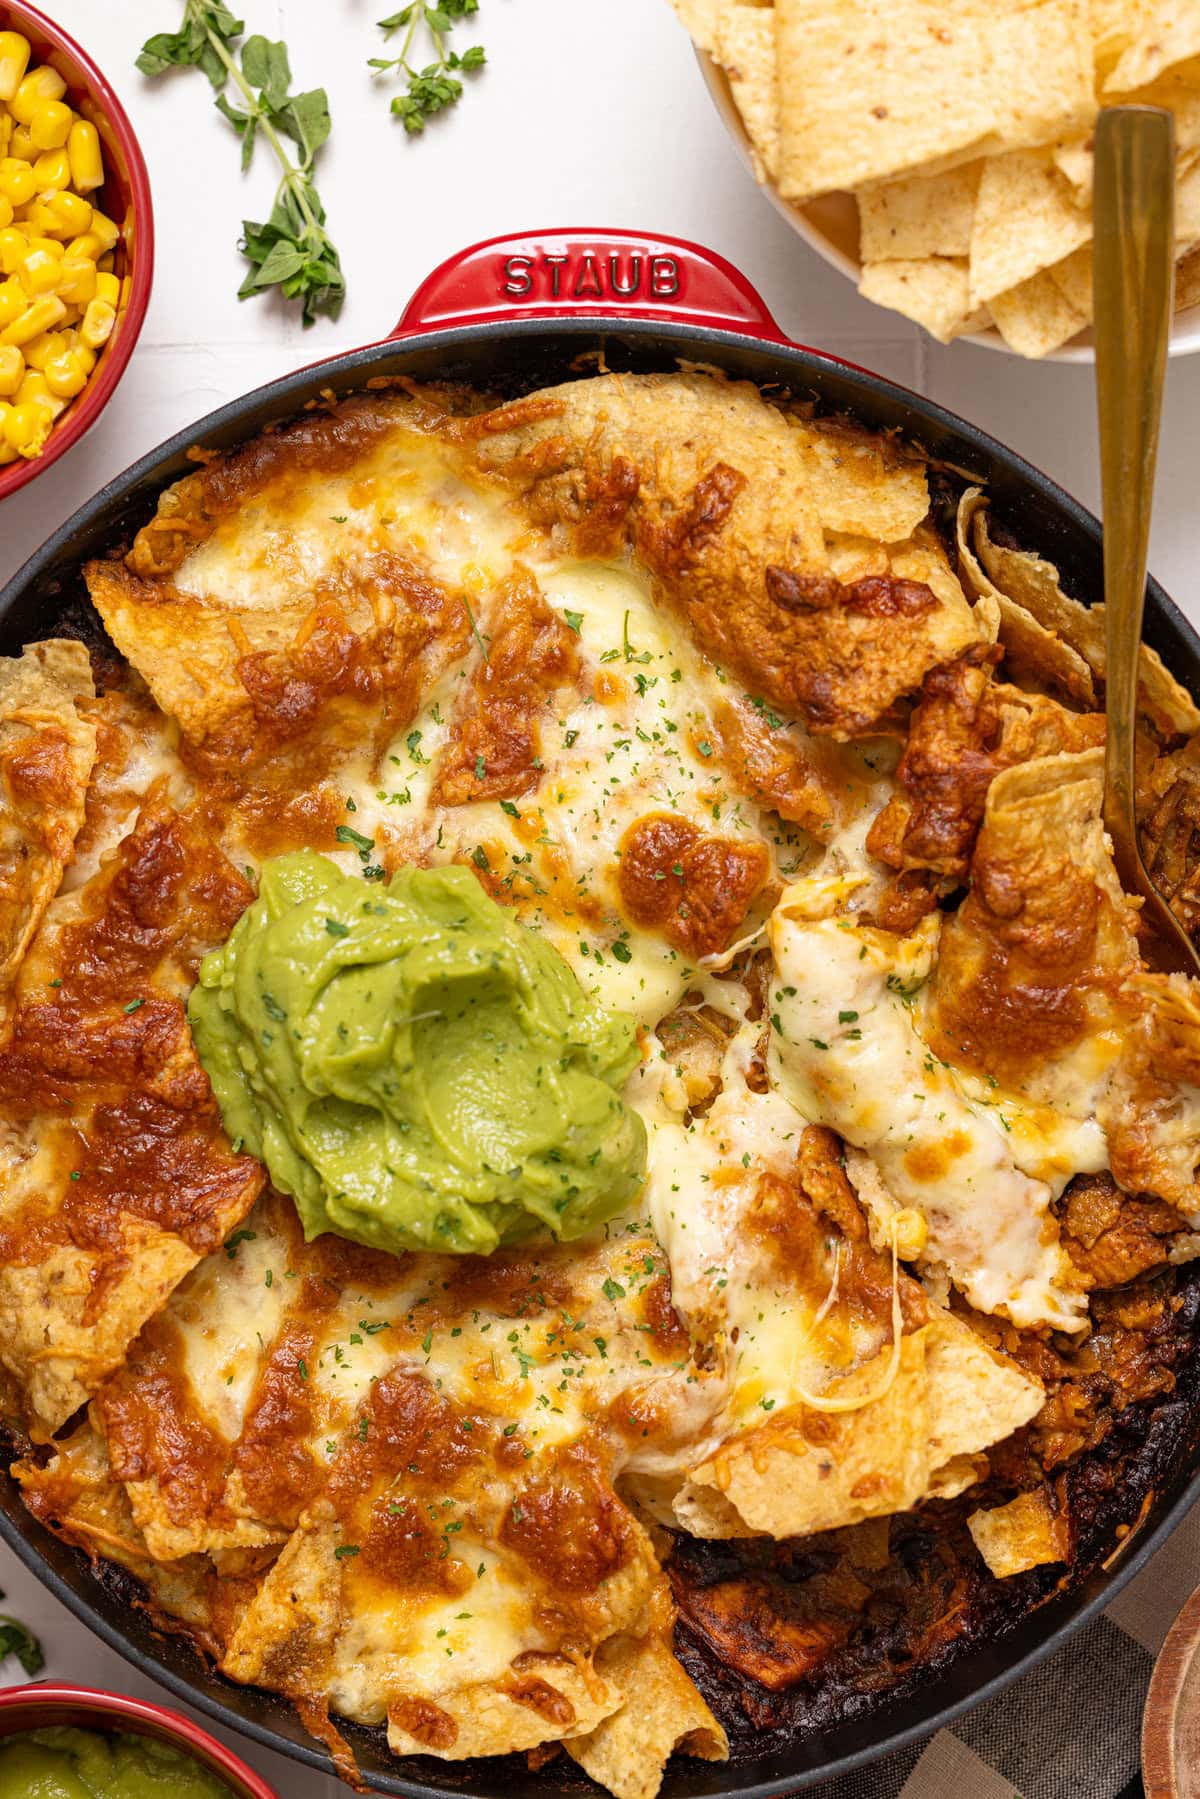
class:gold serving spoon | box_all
[1094,104,1200,977]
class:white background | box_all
[2,1,1198,1793]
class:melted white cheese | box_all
[767,882,1088,1332]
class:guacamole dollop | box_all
[0,1727,233,1798]
[189,853,647,1256]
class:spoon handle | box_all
[1094,105,1175,893]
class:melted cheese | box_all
[767,882,1087,1332]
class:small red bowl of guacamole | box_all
[0,1684,280,1799]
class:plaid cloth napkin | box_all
[815,1500,1200,1798]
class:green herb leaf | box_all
[0,1611,43,1677]
[138,0,344,324]
[370,0,485,133]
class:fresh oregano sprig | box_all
[370,2,486,134]
[137,1,345,324]
[0,1596,42,1677]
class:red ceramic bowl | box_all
[0,0,154,502]
[0,1683,280,1797]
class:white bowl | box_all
[699,48,1200,363]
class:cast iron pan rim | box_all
[1,311,1198,1795]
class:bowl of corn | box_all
[0,0,153,498]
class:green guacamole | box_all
[0,1727,234,1798]
[189,853,646,1256]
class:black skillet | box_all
[2,229,1198,1797]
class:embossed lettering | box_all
[544,255,569,297]
[573,253,604,299]
[650,255,680,298]
[609,254,642,297]
[502,256,533,298]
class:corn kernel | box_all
[0,116,11,159]
[42,189,90,237]
[94,270,119,308]
[17,368,63,416]
[72,339,95,375]
[32,147,69,192]
[87,209,118,252]
[29,100,72,153]
[0,277,22,328]
[64,231,100,261]
[0,197,11,233]
[0,33,31,105]
[9,126,32,162]
[67,119,103,192]
[0,226,24,274]
[11,66,66,124]
[43,347,85,399]
[0,293,65,346]
[0,344,22,395]
[891,1208,928,1258]
[19,245,60,294]
[80,296,113,348]
[0,157,35,207]
[21,327,65,371]
[55,257,94,305]
[4,397,51,456]
[18,199,56,236]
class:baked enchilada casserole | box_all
[5,369,1200,1794]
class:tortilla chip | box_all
[791,415,931,542]
[924,1312,1045,1467]
[566,1595,728,1799]
[775,0,1095,203]
[1048,243,1094,317]
[859,258,984,343]
[387,1658,622,1760]
[681,1329,932,1539]
[956,492,1098,704]
[664,0,724,52]
[968,1488,1069,1577]
[857,162,982,262]
[715,6,779,182]
[1103,1,1200,94]
[969,150,1092,307]
[0,641,96,1025]
[971,499,1200,734]
[990,267,1090,356]
[1179,241,1200,308]
[1101,970,1200,1214]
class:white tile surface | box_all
[2,2,1199,1793]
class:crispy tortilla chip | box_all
[566,1593,728,1799]
[679,1330,932,1538]
[956,490,1097,704]
[775,0,1095,203]
[1179,241,1200,309]
[1102,1,1200,93]
[857,162,982,262]
[665,0,724,52]
[968,1488,1068,1577]
[387,1658,622,1760]
[990,267,1089,357]
[924,1312,1045,1467]
[969,150,1092,307]
[1101,971,1200,1215]
[715,6,779,182]
[0,641,96,1024]
[928,749,1139,1115]
[971,499,1200,734]
[1048,243,1094,318]
[859,258,986,343]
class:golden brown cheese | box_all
[0,801,261,1437]
[8,367,1200,1798]
[0,640,96,1025]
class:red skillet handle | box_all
[390,228,787,341]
